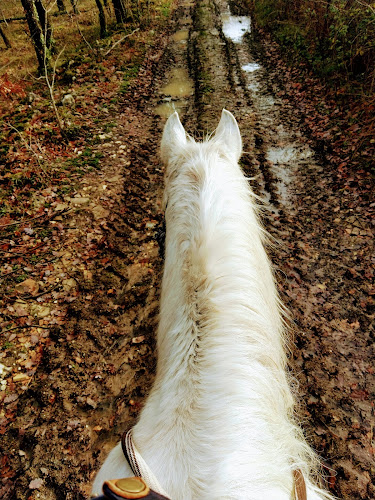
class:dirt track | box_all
[1,0,374,498]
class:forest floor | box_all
[0,0,374,499]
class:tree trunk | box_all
[112,0,126,23]
[56,0,67,13]
[20,0,51,72]
[34,0,53,50]
[69,0,79,14]
[95,0,107,38]
[103,0,110,14]
[0,25,11,49]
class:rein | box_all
[95,429,307,500]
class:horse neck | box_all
[149,148,287,415]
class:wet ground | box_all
[1,0,374,498]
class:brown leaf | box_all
[132,335,145,344]
[15,279,39,296]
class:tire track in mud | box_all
[187,0,284,209]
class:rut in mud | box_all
[1,0,374,499]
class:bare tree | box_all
[20,0,52,72]
[56,0,67,13]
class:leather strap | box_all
[121,430,140,477]
[292,469,307,500]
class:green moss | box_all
[67,147,104,171]
[120,62,141,93]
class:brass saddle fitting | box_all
[104,477,150,499]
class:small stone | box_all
[4,393,18,403]
[62,278,77,292]
[92,205,110,220]
[55,203,68,211]
[68,197,90,205]
[30,304,51,319]
[132,335,145,344]
[86,397,97,408]
[13,373,29,383]
[62,94,75,107]
[29,478,43,490]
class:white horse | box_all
[92,110,334,500]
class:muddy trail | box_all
[1,0,374,499]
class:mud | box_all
[1,0,374,499]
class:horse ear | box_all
[213,109,242,161]
[160,112,187,163]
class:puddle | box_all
[154,101,187,118]
[248,81,261,92]
[242,62,261,73]
[159,68,194,97]
[267,145,313,165]
[222,10,251,43]
[172,30,189,42]
[257,95,276,109]
[266,145,313,204]
[156,68,194,118]
[267,146,298,165]
[266,146,296,205]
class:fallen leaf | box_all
[15,279,39,296]
[132,336,145,344]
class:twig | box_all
[0,242,45,256]
[1,324,51,335]
[104,28,140,57]
[44,44,66,132]
[20,282,61,300]
[0,61,11,73]
[68,8,95,54]
[354,0,375,13]
[0,208,69,229]
[6,123,44,168]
